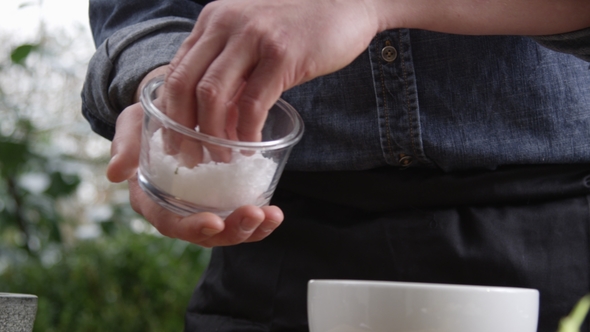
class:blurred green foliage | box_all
[0,117,79,256]
[0,226,210,332]
[0,20,209,332]
[0,100,209,331]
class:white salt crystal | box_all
[147,129,278,211]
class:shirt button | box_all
[381,45,397,62]
[399,154,414,167]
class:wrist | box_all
[370,0,417,33]
[371,0,590,36]
[134,65,170,103]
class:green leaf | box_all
[10,44,39,66]
[18,2,37,9]
[44,214,63,244]
[558,294,590,332]
[99,221,117,236]
[0,139,30,177]
[44,172,80,198]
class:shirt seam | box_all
[399,29,419,161]
[377,37,396,163]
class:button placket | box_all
[372,31,431,168]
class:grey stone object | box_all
[0,293,38,332]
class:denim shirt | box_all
[83,0,590,172]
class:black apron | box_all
[185,164,590,332]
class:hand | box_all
[106,100,284,248]
[116,0,380,246]
[163,0,381,140]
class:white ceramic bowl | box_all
[307,280,539,332]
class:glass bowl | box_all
[138,76,304,217]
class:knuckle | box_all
[238,20,289,61]
[196,76,222,101]
[237,92,262,113]
[259,35,289,61]
[166,67,192,96]
[226,229,250,245]
[203,3,241,31]
[237,94,268,120]
[236,125,261,141]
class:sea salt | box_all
[147,129,278,211]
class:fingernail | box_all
[201,227,220,236]
[258,227,273,234]
[260,220,280,233]
[240,218,258,232]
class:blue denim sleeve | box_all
[83,0,211,140]
[89,0,208,47]
[530,27,590,62]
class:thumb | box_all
[107,103,144,183]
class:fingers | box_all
[233,46,291,142]
[194,37,253,139]
[166,3,212,78]
[165,27,227,128]
[128,175,283,247]
[164,27,231,163]
[107,103,144,183]
[198,205,264,247]
[192,23,293,143]
[167,4,287,144]
[244,205,284,243]
[198,205,284,247]
[164,0,376,146]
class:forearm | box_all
[374,0,590,36]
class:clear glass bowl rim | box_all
[140,76,304,150]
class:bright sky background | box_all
[0,0,91,41]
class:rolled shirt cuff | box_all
[530,26,590,62]
[81,17,194,140]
